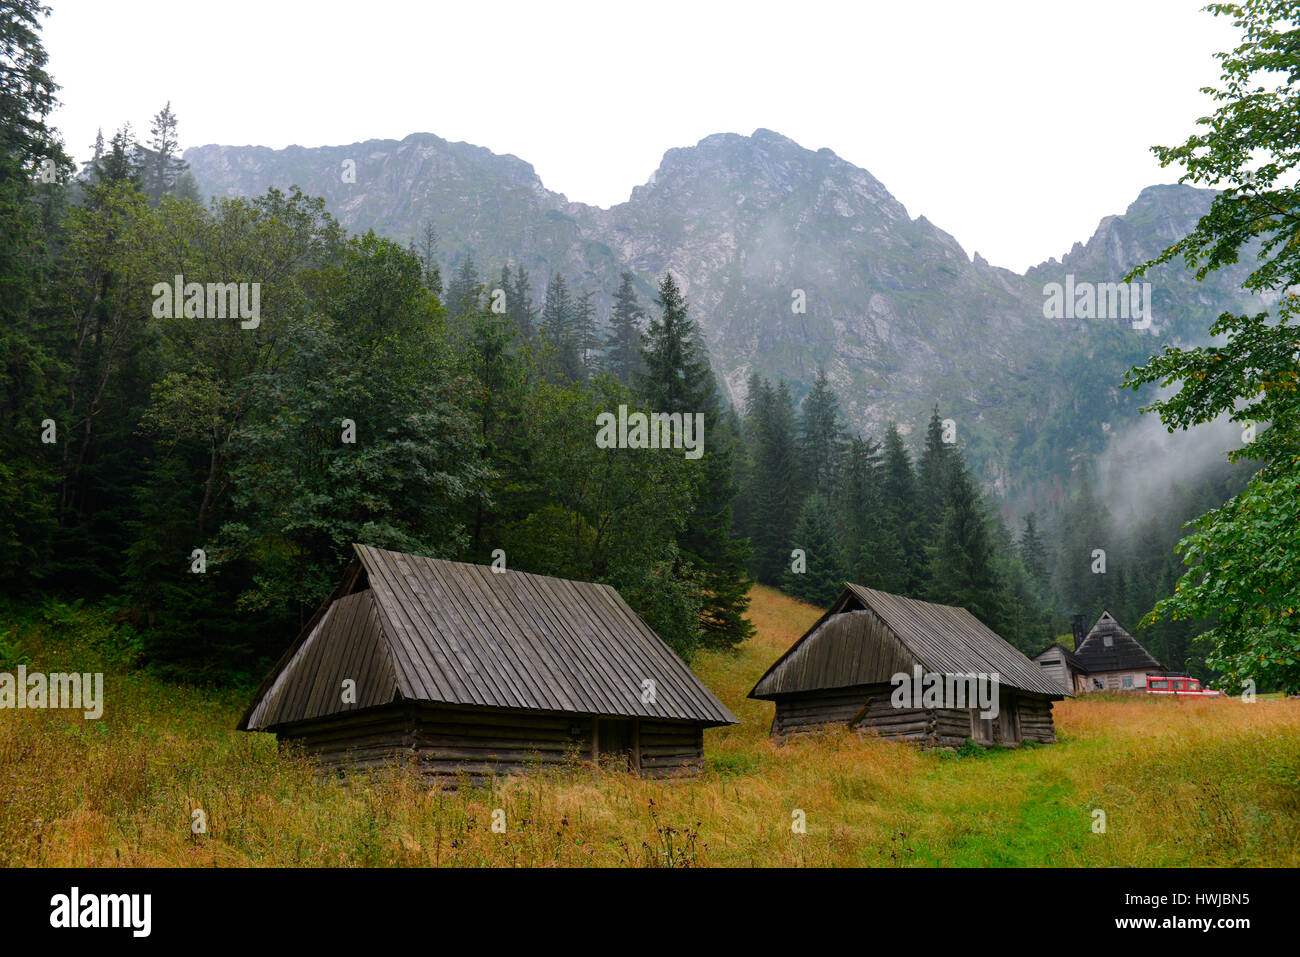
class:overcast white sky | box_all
[42,0,1238,272]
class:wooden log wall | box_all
[412,703,586,782]
[771,686,874,737]
[414,707,706,782]
[771,684,1060,749]
[636,721,704,779]
[276,706,415,772]
[932,708,975,748]
[852,689,933,744]
[1018,695,1057,743]
[276,703,708,785]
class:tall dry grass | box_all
[1,588,1296,867]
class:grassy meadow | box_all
[1,586,1297,867]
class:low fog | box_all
[1095,399,1248,533]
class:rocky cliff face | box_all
[186,131,1257,499]
[577,129,1040,431]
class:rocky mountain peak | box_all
[183,129,1248,503]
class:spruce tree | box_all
[798,367,846,505]
[604,270,645,386]
[783,497,843,606]
[1057,476,1112,619]
[445,255,481,318]
[990,511,1047,650]
[688,408,756,649]
[572,287,597,375]
[173,171,201,203]
[928,454,1002,627]
[417,222,442,296]
[540,270,570,340]
[746,379,801,585]
[1018,511,1050,598]
[143,101,188,202]
[879,424,923,594]
[638,273,712,411]
[508,263,535,341]
[84,128,104,181]
[94,125,143,186]
[0,0,65,590]
[732,371,768,541]
[916,404,951,546]
[540,272,581,379]
[639,273,752,648]
[837,435,907,592]
[463,289,522,557]
[496,263,512,323]
[0,2,63,172]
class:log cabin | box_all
[239,544,737,784]
[749,584,1066,748]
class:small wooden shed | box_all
[749,584,1066,747]
[239,544,737,782]
[1032,641,1089,694]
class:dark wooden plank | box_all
[367,546,467,702]
[455,563,575,712]
[575,581,705,720]
[357,546,447,702]
[577,580,735,723]
[413,555,524,709]
[507,569,624,715]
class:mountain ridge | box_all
[184,129,1258,510]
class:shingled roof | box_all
[1072,610,1162,673]
[240,544,737,731]
[749,583,1065,700]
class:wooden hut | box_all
[239,544,737,782]
[748,584,1066,747]
[1031,642,1090,694]
[1069,610,1162,692]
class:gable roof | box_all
[1032,641,1089,674]
[1073,611,1162,673]
[748,583,1065,700]
[241,544,737,731]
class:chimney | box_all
[1071,614,1087,649]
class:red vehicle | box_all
[1145,675,1222,697]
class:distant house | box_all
[1067,610,1163,692]
[1031,642,1089,694]
[239,544,737,783]
[748,584,1066,748]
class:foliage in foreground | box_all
[1127,0,1300,691]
